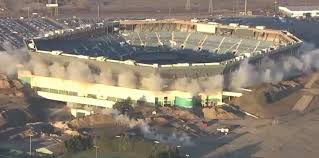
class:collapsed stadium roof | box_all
[26,19,302,79]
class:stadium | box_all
[18,19,302,116]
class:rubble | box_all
[13,90,24,97]
[63,129,80,136]
[68,114,113,128]
[265,80,303,103]
[0,79,10,89]
[159,107,200,122]
[11,79,23,89]
[202,107,239,120]
[0,74,8,80]
[0,74,24,97]
[52,121,70,130]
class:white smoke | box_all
[173,75,224,95]
[49,62,66,78]
[173,78,201,95]
[66,61,95,82]
[29,58,50,77]
[0,52,23,76]
[229,43,319,89]
[97,69,115,85]
[200,75,224,94]
[118,71,137,88]
[2,40,319,94]
[109,109,193,146]
[141,74,163,91]
[0,43,28,76]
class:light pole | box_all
[97,0,100,19]
[93,145,99,158]
[27,7,30,18]
[153,140,160,157]
[176,145,181,157]
[29,135,32,156]
[244,0,247,15]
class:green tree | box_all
[64,136,93,153]
[113,97,134,115]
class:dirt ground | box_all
[180,73,319,158]
[179,104,319,158]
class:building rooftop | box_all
[282,6,319,11]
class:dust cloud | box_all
[229,42,319,89]
[141,74,163,91]
[0,42,28,76]
[110,109,193,146]
[1,41,319,93]
[173,75,224,95]
[66,61,95,82]
[118,71,138,88]
[49,62,66,78]
[97,69,115,85]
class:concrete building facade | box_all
[18,69,223,112]
[279,6,319,18]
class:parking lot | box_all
[0,18,64,50]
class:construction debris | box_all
[265,80,302,103]
[159,107,199,121]
[0,74,24,97]
[0,79,10,89]
[202,106,240,120]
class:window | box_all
[40,88,50,92]
[68,91,78,96]
[58,90,68,95]
[33,87,40,91]
[107,96,117,102]
[49,89,59,94]
[116,98,124,102]
[87,94,97,99]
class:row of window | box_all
[33,86,220,107]
[33,86,138,103]
[34,87,78,96]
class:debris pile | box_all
[265,80,302,103]
[229,75,310,118]
[0,108,32,128]
[202,107,239,120]
[68,114,113,128]
[159,107,200,121]
[0,73,24,97]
